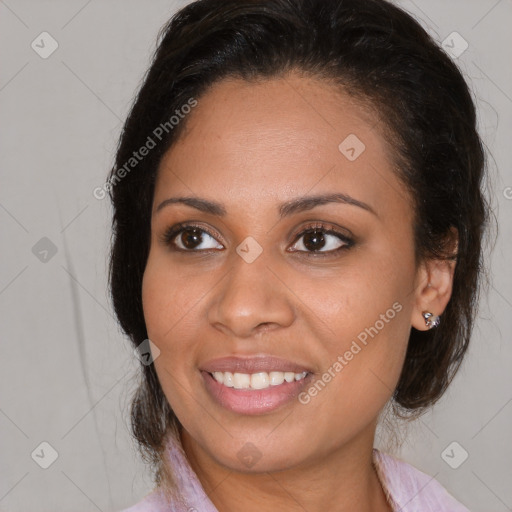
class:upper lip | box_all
[200,355,312,374]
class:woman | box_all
[107,0,491,510]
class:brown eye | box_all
[289,225,354,256]
[163,224,223,252]
[178,228,205,250]
[301,230,328,251]
[161,222,354,257]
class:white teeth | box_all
[269,371,285,386]
[223,372,234,387]
[211,370,307,390]
[251,372,270,389]
[213,371,224,384]
[233,372,251,389]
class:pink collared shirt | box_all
[119,434,470,512]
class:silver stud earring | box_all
[422,311,440,329]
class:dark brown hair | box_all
[107,0,493,487]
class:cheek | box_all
[298,289,410,445]
[142,254,191,388]
[297,250,414,410]
[142,251,200,341]
[141,254,202,413]
[292,247,412,344]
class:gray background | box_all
[0,0,511,511]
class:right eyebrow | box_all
[155,196,226,216]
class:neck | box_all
[180,422,392,512]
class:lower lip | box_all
[201,371,312,415]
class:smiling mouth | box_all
[209,370,309,390]
[201,369,313,415]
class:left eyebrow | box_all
[278,193,378,218]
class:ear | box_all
[411,227,458,331]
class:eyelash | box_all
[160,222,355,257]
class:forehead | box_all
[154,73,412,222]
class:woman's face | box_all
[142,73,432,472]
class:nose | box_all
[208,248,295,339]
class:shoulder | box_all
[373,449,470,512]
[116,488,169,512]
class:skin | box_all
[141,71,457,512]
